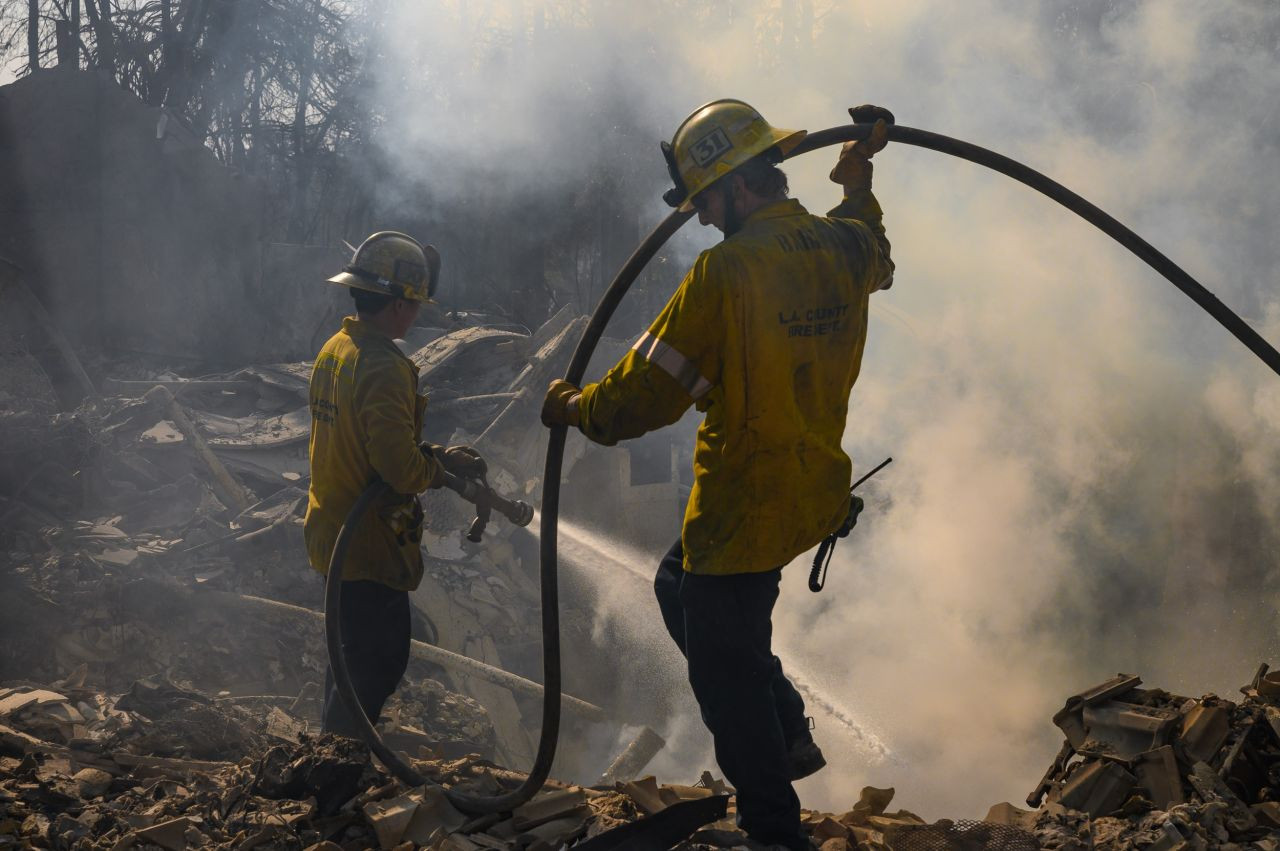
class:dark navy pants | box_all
[322,579,411,737]
[654,539,810,851]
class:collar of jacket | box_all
[340,317,419,369]
[746,197,807,224]
[732,198,810,238]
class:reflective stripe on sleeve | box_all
[632,332,713,400]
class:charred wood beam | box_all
[141,385,256,514]
[189,587,610,723]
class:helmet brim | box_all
[325,272,433,303]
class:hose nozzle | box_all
[440,471,534,541]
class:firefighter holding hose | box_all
[542,101,895,851]
[306,232,486,737]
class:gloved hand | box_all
[848,104,895,130]
[441,445,487,479]
[541,379,582,428]
[420,443,488,482]
[830,105,895,190]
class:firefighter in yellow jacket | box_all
[542,101,895,851]
[306,231,484,737]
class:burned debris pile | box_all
[982,666,1280,849]
[0,668,946,851]
[0,673,722,851]
[0,303,695,848]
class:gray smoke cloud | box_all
[366,0,1280,820]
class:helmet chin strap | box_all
[720,178,741,239]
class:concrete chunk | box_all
[363,793,419,850]
[811,817,852,840]
[1057,760,1136,818]
[843,786,895,825]
[1136,745,1184,809]
[73,767,113,798]
[1180,704,1231,764]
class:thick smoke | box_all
[369,0,1280,819]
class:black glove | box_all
[848,104,895,126]
[422,443,488,480]
[831,105,895,188]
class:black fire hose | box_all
[326,121,1280,815]
[323,470,537,812]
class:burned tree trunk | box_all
[26,0,38,71]
[286,0,323,242]
[82,0,114,74]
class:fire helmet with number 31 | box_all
[661,99,807,212]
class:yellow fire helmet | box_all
[326,231,441,303]
[661,99,807,212]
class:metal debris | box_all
[1013,665,1280,848]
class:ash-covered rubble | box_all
[973,665,1280,850]
[0,672,938,851]
[0,305,600,758]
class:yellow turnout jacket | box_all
[304,317,440,590]
[578,191,893,575]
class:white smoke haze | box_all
[362,0,1280,821]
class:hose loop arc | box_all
[326,120,1280,816]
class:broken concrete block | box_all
[843,785,894,825]
[1052,674,1144,748]
[1137,745,1185,810]
[73,766,113,797]
[363,793,419,850]
[811,816,852,840]
[511,788,590,830]
[818,840,851,851]
[1080,701,1180,761]
[1180,704,1231,765]
[1057,760,1136,818]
